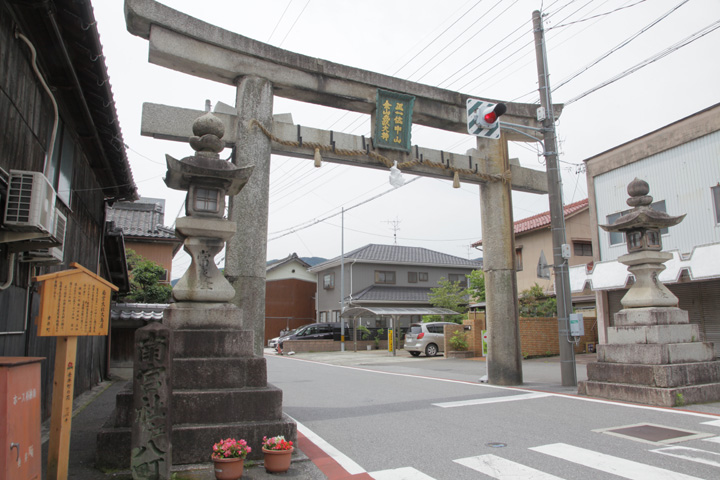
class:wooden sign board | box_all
[34,263,118,337]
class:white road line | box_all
[370,467,437,480]
[531,443,704,480]
[652,445,720,468]
[703,436,720,444]
[454,454,564,479]
[293,418,366,475]
[702,419,720,427]
[434,392,552,408]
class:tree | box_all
[467,269,485,303]
[121,249,173,303]
[518,283,557,317]
[423,277,470,324]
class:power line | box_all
[565,18,720,105]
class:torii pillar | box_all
[225,77,274,356]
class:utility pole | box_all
[340,207,345,351]
[532,10,577,387]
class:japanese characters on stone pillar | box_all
[131,322,173,479]
[164,112,253,303]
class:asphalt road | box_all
[267,350,720,479]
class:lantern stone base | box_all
[97,305,296,468]
[580,307,720,407]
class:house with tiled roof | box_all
[473,198,594,310]
[265,253,317,345]
[309,244,482,330]
[105,197,181,371]
[106,197,182,282]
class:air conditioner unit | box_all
[21,209,66,264]
[3,170,56,234]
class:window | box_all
[194,187,220,213]
[45,119,75,207]
[319,311,327,322]
[375,271,396,284]
[331,311,340,322]
[418,272,428,282]
[713,185,720,224]
[448,273,468,287]
[607,201,669,246]
[515,247,523,271]
[573,241,592,257]
[323,273,334,289]
[408,272,418,283]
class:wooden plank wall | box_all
[0,5,111,420]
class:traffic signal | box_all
[467,99,507,139]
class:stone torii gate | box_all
[126,0,561,385]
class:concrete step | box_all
[582,380,720,407]
[597,342,715,365]
[173,357,267,389]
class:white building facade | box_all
[571,103,720,353]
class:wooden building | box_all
[0,0,136,419]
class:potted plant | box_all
[374,328,384,349]
[211,438,251,480]
[357,325,372,350]
[262,435,294,473]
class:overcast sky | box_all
[92,0,720,279]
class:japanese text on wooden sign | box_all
[34,263,118,337]
[374,89,415,152]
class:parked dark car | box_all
[277,322,348,351]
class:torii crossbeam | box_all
[126,0,562,386]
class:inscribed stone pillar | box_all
[477,135,523,385]
[131,322,172,479]
[226,76,274,356]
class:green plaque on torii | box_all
[374,89,415,152]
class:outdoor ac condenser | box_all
[3,170,56,235]
[21,208,67,264]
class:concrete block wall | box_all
[283,339,389,353]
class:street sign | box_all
[482,330,488,356]
[569,313,585,337]
[467,98,504,139]
[374,89,415,152]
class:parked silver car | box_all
[404,322,457,357]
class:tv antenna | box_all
[384,217,401,245]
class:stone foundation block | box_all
[173,329,254,358]
[597,343,715,365]
[173,357,267,389]
[163,302,243,329]
[607,324,700,345]
[173,386,284,424]
[97,413,297,469]
[613,307,688,327]
[583,381,720,407]
[587,361,720,388]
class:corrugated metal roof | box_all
[106,198,178,241]
[342,306,460,317]
[310,244,482,271]
[472,198,588,247]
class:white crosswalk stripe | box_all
[370,467,437,479]
[652,445,720,468]
[454,454,563,479]
[530,442,705,479]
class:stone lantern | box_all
[600,178,685,308]
[164,111,253,302]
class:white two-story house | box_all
[309,244,482,331]
[570,103,720,353]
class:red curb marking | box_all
[297,430,373,479]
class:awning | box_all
[341,307,461,318]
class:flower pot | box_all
[212,457,244,480]
[263,447,293,473]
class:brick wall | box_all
[518,316,598,357]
